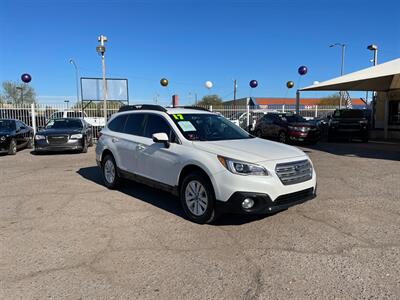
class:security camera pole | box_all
[96,35,108,122]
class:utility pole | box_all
[96,35,108,122]
[367,44,378,129]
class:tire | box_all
[180,171,217,224]
[278,131,287,143]
[101,154,121,189]
[8,139,17,155]
[27,137,34,149]
[81,139,88,153]
[88,137,94,147]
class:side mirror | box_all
[152,132,170,148]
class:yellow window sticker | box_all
[173,114,184,120]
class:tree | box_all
[196,94,223,107]
[0,81,37,105]
[318,93,341,106]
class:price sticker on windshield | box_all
[178,121,196,132]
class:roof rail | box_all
[177,106,210,112]
[118,104,167,113]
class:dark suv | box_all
[254,112,320,144]
[328,109,370,142]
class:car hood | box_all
[192,138,306,163]
[37,128,82,135]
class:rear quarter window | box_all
[108,115,128,133]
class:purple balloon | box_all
[249,80,258,88]
[21,73,32,83]
[298,66,308,76]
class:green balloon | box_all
[286,81,294,89]
[160,78,168,87]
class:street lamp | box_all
[96,35,108,122]
[69,59,80,106]
[367,44,378,66]
[16,86,23,105]
[330,43,346,108]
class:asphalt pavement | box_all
[0,141,399,299]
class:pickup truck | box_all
[328,109,370,142]
[49,111,106,127]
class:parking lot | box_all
[0,142,399,299]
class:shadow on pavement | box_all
[77,166,270,225]
[300,141,400,161]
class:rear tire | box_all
[81,139,88,153]
[88,136,94,147]
[101,154,121,189]
[8,139,17,155]
[180,171,217,224]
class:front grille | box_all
[275,159,312,185]
[275,188,314,205]
[47,135,69,145]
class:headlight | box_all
[35,135,45,140]
[70,133,83,139]
[218,156,268,176]
[359,120,368,124]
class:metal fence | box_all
[0,103,338,140]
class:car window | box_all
[108,115,128,133]
[144,114,177,142]
[264,115,274,124]
[46,119,83,129]
[51,112,64,119]
[123,113,146,136]
[0,120,16,131]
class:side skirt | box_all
[117,168,179,196]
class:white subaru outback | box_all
[96,105,317,224]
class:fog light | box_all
[242,198,255,209]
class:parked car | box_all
[254,112,321,144]
[228,110,268,132]
[0,119,34,155]
[96,105,317,224]
[34,118,93,153]
[49,110,106,127]
[328,109,370,142]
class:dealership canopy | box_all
[300,58,400,92]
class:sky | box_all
[0,0,399,105]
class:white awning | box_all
[300,58,400,92]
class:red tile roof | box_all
[255,97,366,106]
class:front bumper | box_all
[34,139,83,152]
[216,186,316,214]
[288,130,320,142]
[0,139,11,153]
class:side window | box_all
[108,115,128,133]
[123,113,146,136]
[145,114,176,142]
[52,112,63,119]
[67,111,83,118]
[264,115,273,124]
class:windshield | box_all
[170,113,254,141]
[46,119,83,130]
[0,120,16,132]
[334,110,364,118]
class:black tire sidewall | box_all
[180,171,216,224]
[8,139,17,155]
[82,139,88,153]
[279,131,286,143]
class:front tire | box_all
[278,131,287,143]
[101,154,121,189]
[81,139,88,153]
[8,139,17,155]
[180,171,216,224]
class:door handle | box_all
[112,138,119,143]
[137,144,146,150]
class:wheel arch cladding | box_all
[178,164,215,197]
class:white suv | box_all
[96,105,317,224]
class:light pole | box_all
[330,43,346,108]
[16,87,23,105]
[367,44,378,129]
[96,35,108,122]
[69,59,80,107]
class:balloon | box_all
[21,73,32,83]
[298,66,308,76]
[204,81,213,89]
[249,80,258,88]
[160,78,168,87]
[286,81,294,89]
[313,81,320,85]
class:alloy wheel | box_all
[185,180,208,216]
